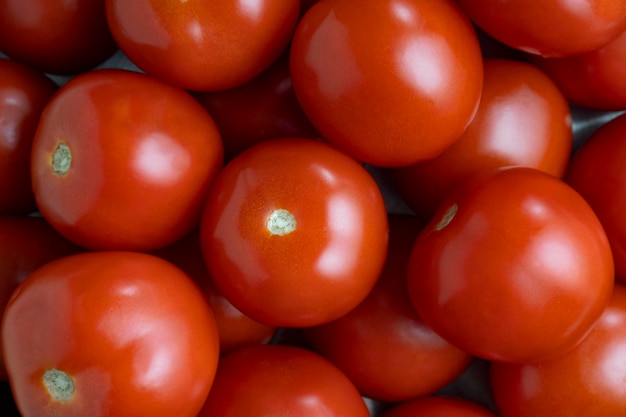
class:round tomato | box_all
[289,0,484,167]
[407,166,614,364]
[196,344,371,417]
[2,251,220,417]
[566,112,626,282]
[380,396,497,417]
[391,58,572,220]
[303,214,473,402]
[0,58,57,215]
[491,283,626,416]
[457,0,626,57]
[106,0,300,91]
[152,229,277,355]
[200,138,388,327]
[31,68,223,251]
[0,0,117,75]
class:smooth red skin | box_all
[458,0,626,57]
[200,138,389,328]
[380,396,497,417]
[31,68,224,252]
[152,229,277,355]
[407,167,615,364]
[0,0,117,75]
[391,58,573,221]
[566,113,626,282]
[289,0,483,167]
[303,214,473,402]
[2,251,220,417]
[491,283,626,416]
[0,59,57,215]
[0,215,83,380]
[106,0,300,91]
[197,344,371,417]
[531,29,626,111]
[194,51,319,162]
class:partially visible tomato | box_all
[0,59,57,215]
[31,68,224,251]
[379,396,497,417]
[200,138,388,327]
[196,344,371,417]
[0,0,117,75]
[457,0,626,57]
[2,251,220,417]
[391,58,572,220]
[407,167,614,364]
[106,0,300,91]
[290,0,484,167]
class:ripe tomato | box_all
[196,344,371,417]
[391,58,572,220]
[457,0,626,57]
[491,283,626,416]
[303,214,473,402]
[0,215,83,380]
[379,395,497,417]
[566,113,626,282]
[0,58,57,215]
[289,0,484,167]
[152,229,277,355]
[31,68,224,251]
[106,0,300,91]
[407,167,614,364]
[200,138,388,327]
[2,251,220,417]
[0,0,117,75]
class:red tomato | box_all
[196,344,371,417]
[106,0,300,91]
[0,0,117,75]
[31,69,224,251]
[407,167,614,364]
[289,0,484,167]
[152,229,277,355]
[2,251,220,417]
[194,51,319,161]
[391,58,573,220]
[566,113,626,282]
[0,215,83,380]
[531,29,626,111]
[0,59,57,215]
[379,396,497,417]
[491,283,626,416]
[303,214,473,402]
[457,0,626,57]
[200,138,388,327]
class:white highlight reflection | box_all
[397,36,450,99]
[134,133,191,185]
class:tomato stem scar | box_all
[267,209,297,236]
[42,368,75,403]
[436,204,458,231]
[51,142,72,175]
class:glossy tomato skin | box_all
[290,0,484,167]
[31,68,224,252]
[152,229,277,355]
[407,167,614,364]
[197,344,371,417]
[200,138,388,327]
[491,283,626,416]
[0,59,57,215]
[391,58,572,221]
[106,0,300,91]
[2,251,220,417]
[0,215,83,380]
[0,0,117,75]
[194,51,319,162]
[458,0,626,57]
[380,396,498,417]
[303,214,473,402]
[566,113,626,282]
